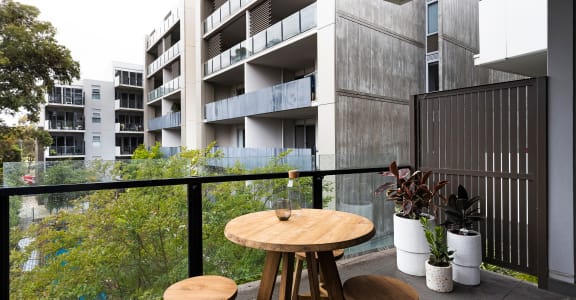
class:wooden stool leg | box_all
[306,252,321,299]
[292,257,304,299]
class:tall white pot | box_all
[447,230,482,285]
[393,214,434,276]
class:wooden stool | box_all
[343,275,419,300]
[163,275,238,300]
[292,249,345,299]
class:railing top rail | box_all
[0,165,408,197]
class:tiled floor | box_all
[236,248,573,300]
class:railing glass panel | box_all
[300,3,317,32]
[282,11,300,40]
[252,30,267,54]
[147,77,182,103]
[266,22,282,48]
[221,49,231,69]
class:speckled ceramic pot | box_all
[425,260,453,292]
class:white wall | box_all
[244,64,282,93]
[245,117,283,148]
[162,129,181,147]
[475,0,547,67]
[547,0,574,286]
[83,80,115,161]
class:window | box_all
[427,61,439,92]
[92,111,102,123]
[91,85,101,100]
[92,135,101,147]
[427,1,438,35]
[237,129,245,148]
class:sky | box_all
[17,0,180,81]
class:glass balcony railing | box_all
[204,3,317,76]
[204,0,251,33]
[47,145,85,156]
[146,8,180,49]
[45,120,85,131]
[115,99,144,110]
[148,111,181,131]
[116,123,144,132]
[147,41,182,76]
[147,77,182,103]
[205,76,314,121]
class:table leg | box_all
[258,251,282,300]
[305,252,321,300]
[317,251,345,300]
[279,252,295,300]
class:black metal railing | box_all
[0,164,408,298]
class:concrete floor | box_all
[236,248,573,300]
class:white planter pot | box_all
[425,260,453,292]
[447,230,482,285]
[393,214,434,276]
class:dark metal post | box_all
[312,175,323,209]
[187,182,203,277]
[2,194,9,299]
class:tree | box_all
[9,147,325,299]
[0,0,80,122]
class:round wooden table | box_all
[225,209,375,300]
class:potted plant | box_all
[439,185,483,285]
[375,161,448,276]
[421,216,454,292]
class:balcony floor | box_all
[236,248,569,299]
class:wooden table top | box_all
[224,209,375,253]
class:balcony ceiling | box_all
[271,0,316,20]
[249,34,317,70]
[475,50,547,77]
[204,64,245,85]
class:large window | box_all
[427,1,438,35]
[427,61,439,92]
[92,134,101,147]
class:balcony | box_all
[145,8,180,50]
[148,111,181,131]
[204,2,317,76]
[147,77,182,103]
[205,76,314,122]
[47,97,84,106]
[115,99,143,111]
[44,120,85,131]
[46,145,85,157]
[147,41,181,77]
[115,146,139,157]
[115,123,144,133]
[203,0,252,34]
[2,157,564,299]
[114,74,143,88]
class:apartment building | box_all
[40,63,144,161]
[144,0,518,165]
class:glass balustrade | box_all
[146,8,180,49]
[147,77,182,103]
[147,41,182,75]
[148,112,182,131]
[204,3,317,76]
[203,0,252,34]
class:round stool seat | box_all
[343,275,419,300]
[163,275,238,300]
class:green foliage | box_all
[9,195,22,228]
[420,217,454,267]
[480,263,537,283]
[0,0,80,122]
[41,161,91,213]
[10,146,319,299]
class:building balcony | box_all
[147,77,182,103]
[44,120,85,131]
[115,123,144,133]
[474,0,547,76]
[46,145,85,157]
[145,8,180,50]
[148,112,181,131]
[115,146,138,157]
[115,99,144,111]
[204,2,317,77]
[114,74,143,88]
[47,98,84,106]
[147,41,181,77]
[203,0,252,34]
[205,76,314,122]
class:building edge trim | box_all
[336,89,409,105]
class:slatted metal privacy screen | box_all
[411,78,548,287]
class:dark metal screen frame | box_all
[411,77,548,288]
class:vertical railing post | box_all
[312,174,323,209]
[2,194,9,299]
[187,182,203,277]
